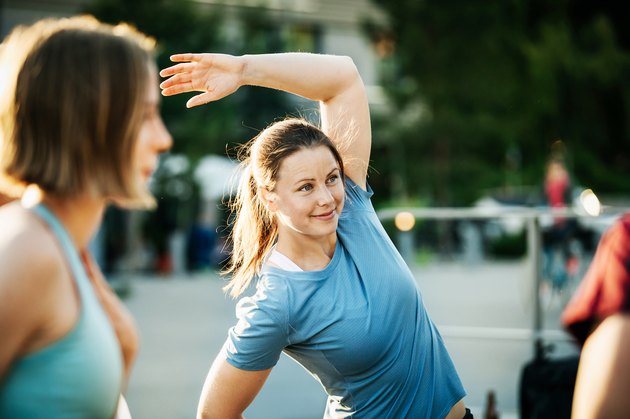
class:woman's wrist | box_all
[239,54,254,88]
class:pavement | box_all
[122,272,325,419]
[121,258,579,419]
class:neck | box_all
[38,193,107,251]
[274,230,337,271]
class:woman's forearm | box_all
[240,53,360,103]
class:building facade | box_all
[1,0,386,104]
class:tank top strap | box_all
[31,204,93,299]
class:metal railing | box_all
[376,204,625,356]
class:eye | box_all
[326,174,339,184]
[298,183,313,192]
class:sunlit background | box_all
[2,1,629,418]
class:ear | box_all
[258,187,277,212]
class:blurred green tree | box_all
[85,0,240,160]
[84,0,298,162]
[83,0,305,271]
[368,0,630,205]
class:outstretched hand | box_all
[159,53,243,108]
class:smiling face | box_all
[264,145,345,242]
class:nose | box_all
[316,185,335,207]
[154,116,173,153]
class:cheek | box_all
[284,199,309,216]
[334,185,345,206]
[133,125,151,160]
[276,197,308,220]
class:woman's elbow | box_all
[338,55,361,82]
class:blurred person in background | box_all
[544,157,571,215]
[542,156,580,292]
[0,16,172,418]
[161,52,469,418]
[562,213,630,418]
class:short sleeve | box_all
[562,214,630,344]
[222,279,290,371]
[342,177,374,214]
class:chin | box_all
[314,224,339,238]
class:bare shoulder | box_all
[0,203,65,294]
[573,313,630,418]
[0,203,68,369]
[591,313,630,347]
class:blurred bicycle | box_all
[541,234,585,308]
[539,188,601,309]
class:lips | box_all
[142,167,155,179]
[312,210,336,220]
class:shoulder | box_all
[597,214,630,260]
[613,213,630,241]
[342,177,374,211]
[0,204,67,357]
[0,203,65,302]
[575,313,630,416]
[234,273,296,329]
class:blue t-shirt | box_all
[223,179,465,418]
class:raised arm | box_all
[160,53,371,188]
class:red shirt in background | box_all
[562,213,630,345]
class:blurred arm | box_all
[0,265,43,382]
[572,313,630,419]
[0,226,61,383]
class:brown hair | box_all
[224,118,345,297]
[0,16,157,207]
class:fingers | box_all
[160,70,191,89]
[159,62,195,78]
[186,92,214,108]
[158,53,218,106]
[160,86,180,97]
[169,53,203,63]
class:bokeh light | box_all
[579,189,601,216]
[395,211,415,232]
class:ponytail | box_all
[223,162,277,298]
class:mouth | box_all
[142,167,155,180]
[312,210,336,221]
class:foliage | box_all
[367,0,630,206]
[82,0,304,269]
[84,0,235,161]
[83,0,295,163]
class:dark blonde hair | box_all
[0,16,156,207]
[224,118,345,297]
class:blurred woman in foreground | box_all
[0,16,171,418]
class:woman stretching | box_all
[161,52,469,418]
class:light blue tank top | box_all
[0,204,123,418]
